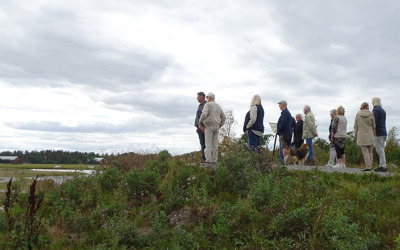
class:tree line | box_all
[0,150,104,164]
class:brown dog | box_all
[284,143,309,166]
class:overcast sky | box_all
[1,0,399,155]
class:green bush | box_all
[98,168,121,191]
[249,175,281,209]
[268,206,313,237]
[146,150,171,175]
[321,210,380,249]
[124,169,159,200]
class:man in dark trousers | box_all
[195,92,207,162]
[277,100,292,162]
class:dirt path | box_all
[281,164,394,176]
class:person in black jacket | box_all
[195,92,207,162]
[372,97,387,172]
[292,114,304,149]
[243,95,264,152]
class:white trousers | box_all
[328,146,337,165]
[205,126,219,163]
[374,136,387,168]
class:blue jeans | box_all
[197,127,206,160]
[306,138,314,160]
[248,130,261,150]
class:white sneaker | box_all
[332,164,341,169]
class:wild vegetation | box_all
[1,128,400,248]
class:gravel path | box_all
[280,164,394,176]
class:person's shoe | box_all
[373,167,387,172]
[362,168,371,172]
[332,164,341,169]
[325,163,333,167]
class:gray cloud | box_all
[1,0,400,154]
[0,2,172,91]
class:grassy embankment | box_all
[1,147,400,249]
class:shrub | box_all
[124,169,159,200]
[249,175,281,209]
[146,150,171,176]
[321,210,380,249]
[98,168,121,191]
[268,206,313,237]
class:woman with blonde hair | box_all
[331,106,347,168]
[354,102,376,171]
[243,95,264,151]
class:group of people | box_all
[195,92,388,172]
[277,101,318,165]
[327,97,387,172]
[195,92,226,165]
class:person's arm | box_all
[246,106,258,129]
[331,116,339,141]
[198,103,209,128]
[354,114,358,141]
[220,108,226,128]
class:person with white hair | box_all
[302,105,318,165]
[331,105,347,169]
[372,97,387,172]
[198,92,226,165]
[325,109,337,167]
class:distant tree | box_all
[314,138,330,152]
[386,127,400,151]
[219,110,237,141]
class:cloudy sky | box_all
[1,0,399,155]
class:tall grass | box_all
[1,142,400,248]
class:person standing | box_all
[302,105,318,165]
[331,106,347,169]
[325,109,337,167]
[354,102,376,171]
[292,114,304,149]
[195,92,207,162]
[198,92,226,165]
[277,100,292,162]
[243,95,264,152]
[372,97,387,172]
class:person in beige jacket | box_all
[302,105,318,165]
[198,92,226,165]
[354,102,376,171]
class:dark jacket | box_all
[244,105,265,133]
[328,117,334,142]
[277,108,292,135]
[195,101,207,128]
[372,106,387,136]
[243,111,250,133]
[293,120,304,148]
